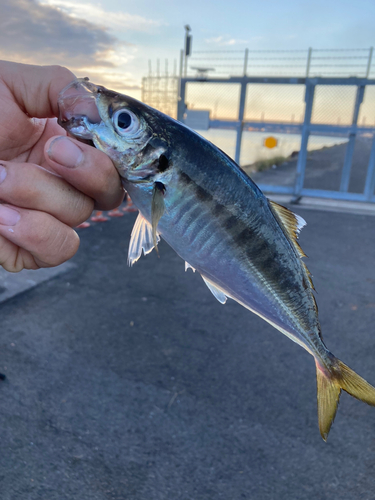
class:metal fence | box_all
[177,76,375,203]
[141,59,179,118]
[142,47,375,203]
[186,47,374,79]
[141,75,178,119]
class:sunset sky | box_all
[1,0,374,102]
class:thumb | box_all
[0,60,75,118]
[45,135,125,210]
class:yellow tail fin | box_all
[316,358,375,441]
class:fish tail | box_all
[316,355,375,441]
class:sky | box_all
[0,0,374,102]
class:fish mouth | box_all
[58,78,103,140]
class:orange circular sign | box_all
[264,136,278,149]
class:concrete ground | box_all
[0,203,375,499]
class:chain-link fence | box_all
[178,76,375,202]
[142,47,375,202]
[244,84,306,123]
[143,48,374,122]
[358,85,375,127]
[308,48,373,78]
[185,82,241,120]
[311,85,358,125]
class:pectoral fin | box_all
[128,213,160,266]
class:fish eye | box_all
[118,112,131,129]
[113,109,140,136]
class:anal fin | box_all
[202,276,227,304]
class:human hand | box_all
[0,61,124,272]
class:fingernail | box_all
[0,164,7,184]
[0,205,20,226]
[48,137,83,168]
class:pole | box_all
[184,25,191,77]
[306,47,312,78]
[243,48,249,76]
[177,78,186,123]
[340,85,365,192]
[366,47,373,78]
[179,49,183,80]
[234,79,248,165]
[294,82,315,199]
[364,134,375,201]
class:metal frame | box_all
[177,76,375,203]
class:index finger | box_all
[0,60,75,118]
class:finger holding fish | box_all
[0,160,93,227]
[0,61,126,273]
[44,135,125,211]
[0,204,79,271]
[0,158,88,271]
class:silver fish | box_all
[58,78,375,440]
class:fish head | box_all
[58,78,169,181]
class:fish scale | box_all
[58,78,375,441]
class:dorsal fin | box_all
[268,200,315,290]
[268,200,307,259]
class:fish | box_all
[58,78,375,441]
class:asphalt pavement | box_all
[0,204,374,500]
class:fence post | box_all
[293,81,315,199]
[243,49,249,76]
[234,79,248,165]
[306,48,312,78]
[363,134,375,201]
[366,47,373,78]
[177,49,184,120]
[177,78,187,123]
[340,85,365,192]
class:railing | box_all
[185,47,374,79]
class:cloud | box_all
[0,0,130,68]
[39,0,166,32]
[205,35,249,47]
[87,71,142,91]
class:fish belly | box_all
[124,179,318,354]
